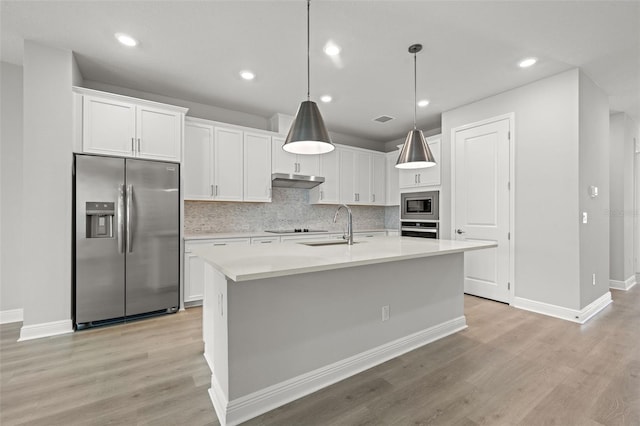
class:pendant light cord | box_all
[307,0,311,101]
[413,51,417,130]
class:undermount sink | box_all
[300,240,361,247]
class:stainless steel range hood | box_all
[271,173,325,189]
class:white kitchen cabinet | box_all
[184,121,214,200]
[340,148,371,204]
[398,136,441,188]
[78,88,186,162]
[370,153,386,205]
[386,150,400,205]
[272,136,319,176]
[213,127,244,201]
[243,132,272,202]
[309,148,340,204]
[184,238,250,305]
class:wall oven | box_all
[401,191,440,239]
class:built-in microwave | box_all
[401,191,439,221]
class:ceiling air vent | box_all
[373,115,394,123]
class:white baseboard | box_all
[512,292,612,324]
[0,308,23,324]
[209,316,467,426]
[18,319,73,341]
[610,275,637,291]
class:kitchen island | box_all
[193,236,496,426]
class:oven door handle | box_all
[400,227,438,233]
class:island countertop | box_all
[192,236,496,282]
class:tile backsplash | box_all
[185,188,395,234]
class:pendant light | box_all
[283,0,334,155]
[396,44,436,169]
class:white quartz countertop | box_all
[184,229,393,240]
[192,236,496,282]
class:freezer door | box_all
[125,159,180,315]
[75,155,126,324]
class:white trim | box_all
[204,351,214,372]
[209,316,467,426]
[512,292,612,324]
[0,308,23,324]
[18,319,73,341]
[450,112,516,303]
[610,275,637,291]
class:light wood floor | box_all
[2,287,638,426]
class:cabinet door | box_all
[184,252,205,303]
[339,149,357,203]
[417,138,441,186]
[213,127,243,201]
[83,95,136,157]
[272,136,298,174]
[317,148,340,203]
[399,168,419,188]
[244,132,272,202]
[136,105,182,161]
[184,122,214,200]
[386,151,400,205]
[355,151,371,204]
[297,154,319,176]
[370,153,386,205]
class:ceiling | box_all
[2,1,639,144]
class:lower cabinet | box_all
[184,238,250,305]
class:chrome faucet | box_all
[333,204,354,245]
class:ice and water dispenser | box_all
[86,202,115,238]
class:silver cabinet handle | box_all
[210,184,214,196]
[131,138,135,154]
[320,190,323,200]
[137,138,141,153]
[354,193,357,202]
[418,174,421,184]
[215,185,218,196]
[126,184,133,253]
[414,174,417,184]
[456,229,465,235]
[117,185,125,254]
[372,194,376,203]
[260,240,272,244]
[213,243,226,246]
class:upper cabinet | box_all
[398,136,442,188]
[272,137,319,176]
[386,150,400,206]
[339,147,386,206]
[309,148,340,204]
[76,87,187,162]
[183,118,272,202]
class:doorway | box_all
[452,114,514,303]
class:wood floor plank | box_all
[2,287,638,425]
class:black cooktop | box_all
[264,229,328,234]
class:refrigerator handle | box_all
[126,184,133,253]
[117,185,125,254]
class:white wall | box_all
[578,72,610,308]
[1,62,24,314]
[609,113,637,284]
[442,69,582,310]
[21,42,76,329]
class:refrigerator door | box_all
[75,155,126,324]
[125,159,180,315]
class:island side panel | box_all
[226,253,464,400]
[203,265,230,402]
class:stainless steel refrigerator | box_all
[74,154,180,328]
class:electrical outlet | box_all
[582,212,588,224]
[592,273,596,286]
[381,305,390,322]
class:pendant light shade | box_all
[283,0,334,155]
[283,100,333,154]
[396,44,436,169]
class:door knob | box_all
[456,229,465,235]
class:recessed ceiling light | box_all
[320,95,332,103]
[323,43,341,56]
[240,70,255,80]
[417,99,430,107]
[518,57,537,68]
[115,33,138,47]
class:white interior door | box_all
[453,117,511,303]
